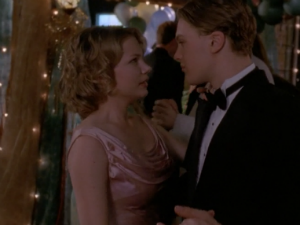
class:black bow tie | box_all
[203,73,253,110]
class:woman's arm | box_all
[169,114,195,144]
[68,136,109,225]
[154,123,188,161]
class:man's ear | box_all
[209,31,225,53]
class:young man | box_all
[159,0,300,225]
[143,21,185,117]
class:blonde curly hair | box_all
[58,26,146,119]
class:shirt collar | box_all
[220,63,255,94]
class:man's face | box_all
[174,18,213,85]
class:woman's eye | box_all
[130,58,138,63]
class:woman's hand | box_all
[152,99,179,130]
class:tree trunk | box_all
[0,0,51,224]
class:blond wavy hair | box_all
[177,0,256,55]
[58,26,146,119]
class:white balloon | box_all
[163,6,176,21]
[114,2,134,26]
[144,23,156,51]
[149,10,171,32]
[135,3,157,24]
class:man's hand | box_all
[157,206,221,225]
[152,99,179,130]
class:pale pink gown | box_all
[68,118,176,225]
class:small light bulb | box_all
[0,83,2,87]
[32,128,37,132]
[0,147,2,151]
[53,10,58,15]
[168,3,172,7]
[161,6,165,10]
[75,20,79,24]
[296,24,300,29]
[4,113,8,117]
[297,49,300,54]
[154,4,159,9]
[43,73,47,78]
[39,158,45,165]
[2,47,7,52]
[294,68,298,73]
[34,194,39,199]
[146,1,150,5]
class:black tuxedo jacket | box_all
[183,69,300,225]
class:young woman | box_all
[59,27,186,225]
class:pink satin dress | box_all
[69,118,176,225]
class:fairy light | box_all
[297,49,300,54]
[75,20,79,24]
[2,47,7,52]
[39,157,46,166]
[0,83,2,87]
[32,127,37,132]
[41,93,47,100]
[0,147,2,151]
[168,3,172,7]
[296,24,300,29]
[53,10,58,15]
[43,73,47,78]
[146,1,150,5]
[154,4,159,10]
[160,6,165,10]
[34,193,39,199]
[294,68,299,73]
[4,113,8,117]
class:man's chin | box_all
[186,76,206,86]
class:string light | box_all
[168,3,172,7]
[75,20,79,24]
[146,1,150,5]
[34,194,39,199]
[41,93,47,100]
[154,4,159,10]
[2,47,7,53]
[294,68,298,73]
[39,158,46,166]
[160,6,165,10]
[0,147,2,151]
[43,73,47,78]
[297,49,300,54]
[0,83,2,87]
[53,10,59,15]
[4,113,8,117]
[296,24,300,29]
[32,127,37,132]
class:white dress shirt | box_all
[170,58,274,144]
[196,63,256,182]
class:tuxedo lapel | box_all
[192,69,271,205]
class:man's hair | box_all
[58,26,146,119]
[177,0,256,55]
[156,21,177,45]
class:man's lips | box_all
[139,80,148,87]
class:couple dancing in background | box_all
[58,0,300,225]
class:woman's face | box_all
[113,37,151,101]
